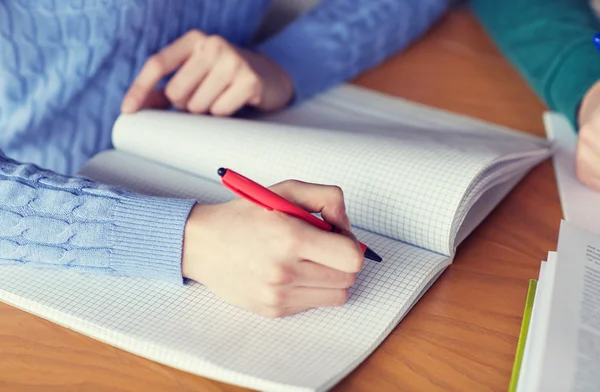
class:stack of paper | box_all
[510,113,600,391]
[514,221,600,392]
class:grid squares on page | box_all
[3,85,549,390]
[0,230,449,392]
[214,126,492,256]
[111,109,515,258]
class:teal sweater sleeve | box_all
[471,0,600,128]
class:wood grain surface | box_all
[0,8,563,392]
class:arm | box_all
[257,0,454,103]
[123,1,453,117]
[0,150,366,317]
[471,0,600,128]
[0,151,195,284]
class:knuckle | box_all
[330,185,344,201]
[262,286,286,307]
[193,38,206,53]
[280,179,301,192]
[352,253,365,272]
[186,29,205,42]
[333,289,349,307]
[244,74,261,93]
[164,85,180,102]
[326,185,346,213]
[341,238,364,272]
[187,101,206,115]
[265,265,293,286]
[284,179,301,187]
[279,223,304,255]
[350,250,365,273]
[206,35,226,50]
[244,71,259,85]
[342,272,357,288]
[146,54,166,75]
[226,54,242,70]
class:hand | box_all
[121,30,294,116]
[182,180,364,318]
[577,80,600,190]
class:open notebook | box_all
[0,85,552,391]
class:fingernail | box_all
[121,97,137,113]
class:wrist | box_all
[266,54,294,105]
[182,203,218,283]
[579,80,600,126]
[243,49,294,109]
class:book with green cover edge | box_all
[509,279,537,392]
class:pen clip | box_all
[221,179,273,211]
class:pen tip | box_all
[217,168,226,177]
[364,247,382,262]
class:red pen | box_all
[218,168,382,262]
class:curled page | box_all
[111,105,549,256]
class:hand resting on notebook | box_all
[120,30,294,117]
[181,180,364,318]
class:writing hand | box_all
[182,180,364,318]
[121,30,294,116]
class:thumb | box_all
[270,180,352,231]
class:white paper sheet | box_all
[544,112,600,235]
[536,222,600,391]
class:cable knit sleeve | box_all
[0,151,196,284]
[257,0,454,103]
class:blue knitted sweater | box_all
[0,0,452,283]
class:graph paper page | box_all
[112,108,547,256]
[252,85,549,147]
[0,151,451,392]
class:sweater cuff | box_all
[545,38,600,131]
[110,195,196,284]
[257,27,330,105]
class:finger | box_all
[187,51,241,114]
[164,49,212,109]
[285,287,349,308]
[582,123,600,155]
[270,180,351,231]
[138,88,170,110]
[576,143,600,190]
[291,261,357,289]
[297,225,364,273]
[209,71,262,117]
[122,30,205,113]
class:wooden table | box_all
[0,9,563,392]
